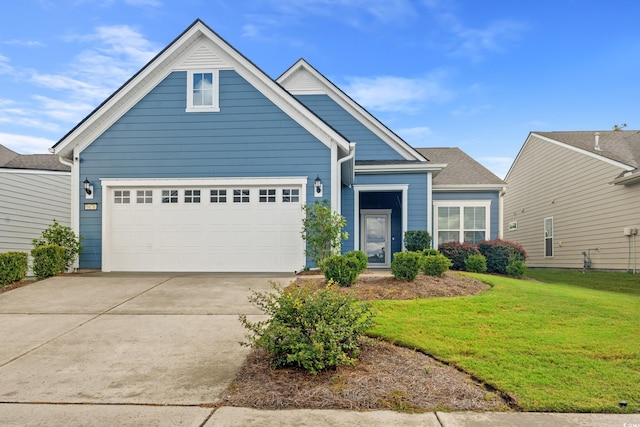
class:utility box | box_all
[623,227,638,236]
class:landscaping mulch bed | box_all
[220,271,513,412]
[0,280,33,295]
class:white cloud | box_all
[2,39,44,47]
[344,73,453,113]
[0,54,12,74]
[451,104,492,117]
[397,126,432,146]
[447,18,526,62]
[32,95,95,123]
[0,132,55,154]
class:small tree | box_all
[32,220,81,271]
[301,200,348,267]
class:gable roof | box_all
[52,19,351,159]
[416,147,505,189]
[277,59,427,162]
[507,130,640,185]
[0,145,70,172]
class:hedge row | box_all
[0,252,28,286]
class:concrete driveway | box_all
[0,272,292,426]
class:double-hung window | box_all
[544,217,554,257]
[434,201,491,247]
[186,70,219,112]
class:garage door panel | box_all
[107,184,304,272]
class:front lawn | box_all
[526,268,640,295]
[368,273,640,413]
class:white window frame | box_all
[136,190,153,204]
[114,190,130,204]
[544,217,554,258]
[184,189,201,204]
[186,69,220,113]
[210,189,227,203]
[282,188,300,203]
[259,188,277,203]
[433,200,491,248]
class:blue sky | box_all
[1,0,639,178]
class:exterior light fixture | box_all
[83,178,94,199]
[314,175,323,197]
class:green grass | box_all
[368,273,640,413]
[526,269,640,295]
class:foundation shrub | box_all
[478,239,528,274]
[0,252,28,286]
[240,282,374,375]
[422,254,452,277]
[32,220,81,272]
[31,245,66,280]
[438,241,481,270]
[390,251,423,282]
[506,257,527,278]
[465,254,487,273]
[322,254,362,287]
[344,250,368,273]
[403,230,431,252]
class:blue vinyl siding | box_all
[432,191,501,240]
[78,70,330,268]
[294,94,405,161]
[341,172,429,254]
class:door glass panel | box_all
[364,216,387,264]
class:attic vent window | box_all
[186,70,219,112]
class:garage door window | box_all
[259,189,276,203]
[233,189,250,203]
[210,189,227,203]
[114,190,130,204]
[136,190,152,204]
[282,188,299,203]
[184,189,201,203]
[162,190,178,204]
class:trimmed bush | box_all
[0,252,28,286]
[322,254,362,287]
[344,250,368,273]
[32,220,81,272]
[422,249,440,257]
[422,254,452,277]
[240,282,374,375]
[31,245,66,280]
[465,253,487,273]
[506,257,527,278]
[404,230,431,252]
[391,251,423,282]
[478,239,528,274]
[438,241,481,270]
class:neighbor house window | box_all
[434,201,491,247]
[161,190,178,204]
[544,217,554,257]
[210,189,227,203]
[136,190,152,204]
[282,188,299,203]
[184,189,201,203]
[114,190,130,204]
[186,70,219,112]
[233,189,250,203]
[259,189,276,203]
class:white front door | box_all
[360,209,391,268]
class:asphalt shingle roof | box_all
[0,145,70,172]
[416,147,505,186]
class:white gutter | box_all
[335,143,356,214]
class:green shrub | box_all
[301,201,348,267]
[31,245,66,280]
[0,252,28,286]
[403,230,431,252]
[422,254,452,277]
[32,220,81,271]
[344,250,368,273]
[478,239,528,274]
[506,257,527,277]
[438,241,481,270]
[391,251,423,282]
[465,253,487,273]
[322,254,362,287]
[422,249,440,256]
[240,282,374,375]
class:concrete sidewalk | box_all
[0,272,637,426]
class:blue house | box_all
[51,20,504,272]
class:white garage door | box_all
[102,178,307,272]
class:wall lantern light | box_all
[314,175,323,198]
[83,178,94,199]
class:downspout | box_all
[498,186,506,239]
[336,142,356,213]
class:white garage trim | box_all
[101,177,307,271]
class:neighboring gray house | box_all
[50,20,503,273]
[417,148,506,247]
[504,131,640,271]
[0,145,71,257]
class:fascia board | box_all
[432,184,506,192]
[278,60,425,161]
[532,133,633,170]
[355,163,447,174]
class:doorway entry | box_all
[360,209,391,268]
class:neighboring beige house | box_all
[504,131,640,271]
[0,145,71,261]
